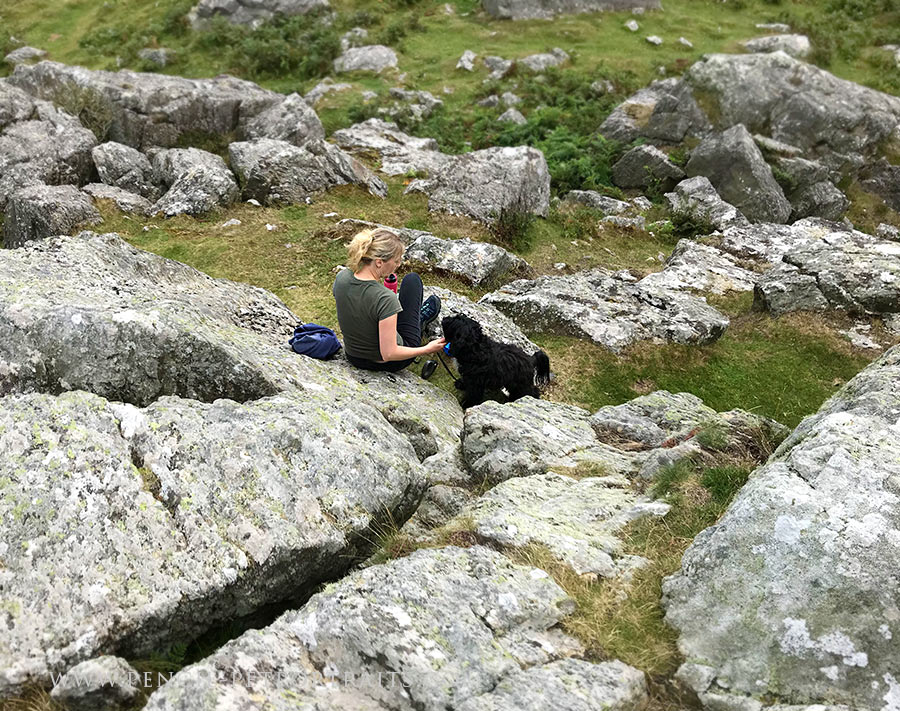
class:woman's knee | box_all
[400,272,422,291]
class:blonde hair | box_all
[347,228,405,272]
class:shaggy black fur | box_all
[441,314,551,408]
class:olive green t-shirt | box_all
[333,269,403,361]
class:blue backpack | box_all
[289,323,342,359]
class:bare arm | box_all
[378,314,445,362]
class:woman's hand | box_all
[422,337,446,354]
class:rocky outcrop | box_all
[483,0,660,20]
[333,45,398,74]
[187,0,330,30]
[519,48,569,72]
[405,233,530,287]
[49,657,142,711]
[331,118,450,176]
[611,144,685,191]
[685,124,792,224]
[641,239,758,295]
[664,176,749,231]
[92,141,159,200]
[8,61,284,149]
[4,46,47,66]
[754,232,900,316]
[742,34,811,58]
[242,92,325,146]
[405,146,550,224]
[663,345,900,710]
[564,190,631,215]
[421,287,540,354]
[717,217,871,265]
[228,138,387,204]
[480,269,729,352]
[82,183,153,215]
[149,147,240,217]
[3,185,101,248]
[143,546,649,710]
[598,78,712,145]
[860,158,900,213]
[683,51,900,159]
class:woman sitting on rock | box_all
[334,227,444,373]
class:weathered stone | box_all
[664,176,749,231]
[625,19,639,31]
[450,472,668,577]
[3,185,101,248]
[4,46,47,66]
[599,78,712,145]
[83,183,153,215]
[405,233,530,287]
[483,0,660,20]
[602,215,646,231]
[462,398,646,485]
[684,52,900,158]
[756,232,900,315]
[334,45,398,74]
[421,286,540,355]
[564,190,631,215]
[501,91,521,106]
[646,35,663,46]
[859,158,900,213]
[228,138,387,205]
[478,94,500,108]
[590,79,616,95]
[403,484,475,536]
[484,56,514,80]
[457,50,477,71]
[717,217,872,265]
[187,0,329,30]
[0,118,97,208]
[518,48,569,72]
[331,118,450,177]
[876,223,900,241]
[498,107,527,125]
[663,345,900,709]
[755,134,804,158]
[612,144,685,191]
[789,180,850,221]
[49,657,142,711]
[340,26,368,51]
[303,78,352,104]
[686,124,791,223]
[9,61,283,149]
[405,146,550,224]
[91,141,159,200]
[149,147,239,217]
[0,80,36,129]
[479,269,729,352]
[137,47,174,67]
[385,88,444,121]
[242,92,325,146]
[742,34,811,58]
[143,546,590,710]
[456,659,649,711]
[641,239,758,295]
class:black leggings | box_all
[347,272,423,373]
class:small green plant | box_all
[771,164,798,195]
[50,85,114,141]
[694,420,730,452]
[701,465,752,505]
[669,204,717,239]
[489,195,537,252]
[650,459,696,499]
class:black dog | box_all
[441,314,551,408]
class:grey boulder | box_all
[143,546,640,710]
[640,239,758,295]
[242,91,325,146]
[479,269,729,352]
[405,146,550,224]
[49,656,142,711]
[331,118,450,177]
[859,158,900,213]
[91,141,159,200]
[684,51,900,158]
[742,34,812,58]
[497,107,527,125]
[0,80,37,129]
[9,61,284,149]
[82,183,154,215]
[483,0,660,20]
[564,190,631,215]
[789,180,850,222]
[663,345,900,709]
[228,137,387,204]
[664,176,749,231]
[137,47,174,67]
[333,45,398,74]
[405,233,530,287]
[149,147,239,217]
[599,78,712,145]
[518,48,569,72]
[611,144,685,191]
[3,184,101,248]
[717,217,872,265]
[187,0,330,29]
[4,46,47,66]
[686,124,792,223]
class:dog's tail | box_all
[533,350,551,388]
